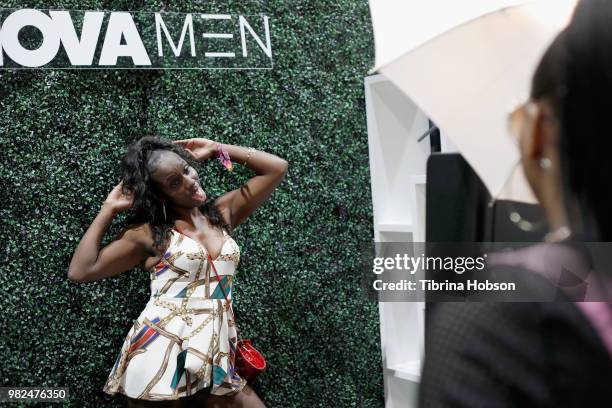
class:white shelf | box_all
[387,360,422,383]
[410,175,427,242]
[410,175,426,185]
[376,223,414,233]
[365,74,431,230]
[365,74,442,407]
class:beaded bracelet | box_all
[243,147,255,166]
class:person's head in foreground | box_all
[510,0,612,242]
[419,1,612,407]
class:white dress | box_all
[103,227,247,400]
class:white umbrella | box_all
[369,0,578,203]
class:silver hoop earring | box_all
[539,157,552,170]
[162,203,167,222]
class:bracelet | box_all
[243,147,255,166]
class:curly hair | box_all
[119,135,231,256]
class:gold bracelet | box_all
[243,147,255,166]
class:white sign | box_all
[0,9,273,69]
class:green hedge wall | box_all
[0,1,380,407]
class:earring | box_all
[539,157,552,170]
[162,202,167,222]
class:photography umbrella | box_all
[369,0,578,203]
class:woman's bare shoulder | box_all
[210,195,235,231]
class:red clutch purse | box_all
[208,253,267,382]
[236,339,267,382]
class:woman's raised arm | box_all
[215,143,288,229]
[67,182,149,283]
[174,139,288,230]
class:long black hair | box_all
[530,0,612,241]
[119,135,231,254]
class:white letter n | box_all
[239,15,272,58]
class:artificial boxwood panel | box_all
[0,1,381,407]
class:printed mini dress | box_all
[103,227,247,400]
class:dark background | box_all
[0,1,381,407]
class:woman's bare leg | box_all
[122,395,185,408]
[188,384,266,408]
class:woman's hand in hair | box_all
[103,181,134,215]
[69,181,141,283]
[172,138,217,162]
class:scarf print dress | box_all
[103,227,247,400]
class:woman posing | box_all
[68,136,288,407]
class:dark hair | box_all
[120,135,231,255]
[530,0,612,241]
